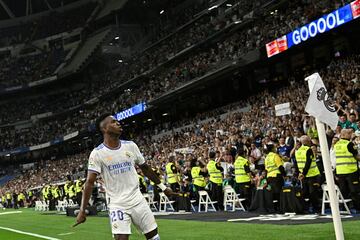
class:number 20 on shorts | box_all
[110,209,124,222]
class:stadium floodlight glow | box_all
[162,113,168,116]
[265,1,359,58]
[118,59,123,63]
[226,4,232,7]
[160,10,164,14]
[147,118,152,122]
[114,36,120,40]
[208,5,218,11]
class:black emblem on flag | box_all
[316,87,336,112]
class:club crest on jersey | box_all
[125,151,132,158]
[106,156,113,161]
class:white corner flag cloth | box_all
[305,72,338,130]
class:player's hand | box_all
[73,209,86,227]
[298,174,304,181]
[164,188,178,197]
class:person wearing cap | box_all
[334,129,360,210]
[295,135,321,213]
[264,143,285,207]
[207,151,224,210]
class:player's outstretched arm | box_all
[139,163,177,197]
[73,171,97,227]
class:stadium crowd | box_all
[0,0,354,151]
[1,53,360,213]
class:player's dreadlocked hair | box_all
[95,113,113,134]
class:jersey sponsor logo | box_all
[108,161,132,175]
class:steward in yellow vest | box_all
[42,185,50,201]
[207,151,224,210]
[17,192,26,207]
[334,129,360,210]
[51,185,61,200]
[75,178,84,205]
[264,144,285,205]
[166,156,179,192]
[191,159,208,191]
[75,179,84,194]
[295,135,321,212]
[64,181,71,200]
[234,147,252,208]
[68,184,76,200]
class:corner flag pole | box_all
[305,75,344,240]
[314,119,344,240]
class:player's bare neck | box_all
[104,134,121,149]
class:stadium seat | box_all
[143,193,158,212]
[35,201,42,211]
[321,184,352,215]
[40,201,49,211]
[198,190,217,212]
[56,200,67,212]
[190,200,196,212]
[67,199,79,208]
[159,192,175,212]
[223,185,246,212]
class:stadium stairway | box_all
[59,28,111,75]
[0,174,18,187]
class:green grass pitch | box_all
[1,208,360,239]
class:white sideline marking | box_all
[0,211,22,215]
[0,226,61,240]
[58,232,75,236]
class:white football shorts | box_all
[109,198,157,235]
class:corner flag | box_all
[305,72,338,130]
[305,72,344,240]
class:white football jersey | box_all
[87,140,145,209]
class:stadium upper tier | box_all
[0,0,357,152]
[0,1,97,47]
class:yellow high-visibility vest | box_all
[64,182,71,196]
[335,139,358,174]
[191,166,206,187]
[207,160,222,185]
[265,152,281,178]
[68,185,76,198]
[166,163,177,184]
[234,156,251,183]
[75,180,83,193]
[295,145,320,177]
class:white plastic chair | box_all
[56,200,67,211]
[41,201,49,211]
[223,186,246,212]
[35,201,42,211]
[68,199,79,208]
[198,190,217,212]
[321,184,352,215]
[190,200,196,212]
[143,193,158,212]
[159,192,175,212]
